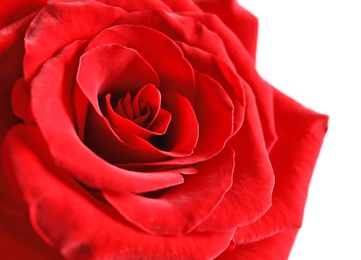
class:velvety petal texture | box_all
[0,0,328,259]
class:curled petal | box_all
[84,90,198,163]
[99,0,171,12]
[0,13,36,147]
[217,228,299,260]
[103,145,235,235]
[178,41,245,136]
[184,12,278,151]
[115,10,235,72]
[233,89,328,244]
[12,78,34,123]
[194,0,258,60]
[103,85,172,139]
[87,24,197,104]
[24,0,125,81]
[2,124,235,259]
[196,83,274,232]
[31,41,183,193]
[76,43,160,139]
[0,0,45,28]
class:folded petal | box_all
[193,0,258,60]
[103,145,235,235]
[184,12,278,151]
[0,0,46,28]
[0,200,62,260]
[31,40,183,193]
[233,89,328,244]
[24,1,125,81]
[0,14,35,147]
[217,228,299,260]
[2,124,235,259]
[196,82,274,232]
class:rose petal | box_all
[115,10,235,72]
[0,14,36,147]
[0,0,45,28]
[118,70,234,169]
[0,200,62,260]
[23,1,125,81]
[84,90,198,163]
[78,43,160,99]
[196,82,274,232]
[184,12,278,151]
[194,0,258,60]
[86,24,197,104]
[31,41,184,193]
[76,43,160,140]
[2,124,235,259]
[160,0,201,12]
[103,85,172,139]
[11,78,35,123]
[217,228,299,260]
[233,89,328,244]
[103,144,235,235]
[98,0,171,12]
[178,41,245,136]
[159,71,234,165]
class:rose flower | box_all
[0,0,328,259]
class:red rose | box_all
[0,0,328,259]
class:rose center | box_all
[113,92,152,127]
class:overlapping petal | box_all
[2,124,235,259]
[0,0,328,258]
[23,1,125,81]
[104,145,235,235]
[30,40,184,193]
[194,0,259,60]
[233,88,328,244]
[196,82,274,232]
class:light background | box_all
[238,0,361,259]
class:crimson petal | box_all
[196,82,274,232]
[115,10,235,72]
[194,0,259,60]
[31,41,183,193]
[217,228,299,260]
[0,0,45,28]
[23,1,125,81]
[178,41,245,136]
[2,124,235,259]
[76,43,160,140]
[84,90,198,163]
[103,144,235,235]
[103,85,172,139]
[0,14,36,147]
[184,12,278,151]
[233,89,328,244]
[86,24,197,104]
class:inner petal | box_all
[77,43,160,114]
[102,84,172,139]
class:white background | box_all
[238,1,361,259]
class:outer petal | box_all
[31,40,183,193]
[184,12,277,151]
[217,228,299,260]
[103,145,235,235]
[23,0,125,81]
[0,197,62,260]
[2,124,235,259]
[0,0,46,28]
[0,14,36,147]
[233,89,328,244]
[193,0,258,60]
[196,83,274,232]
